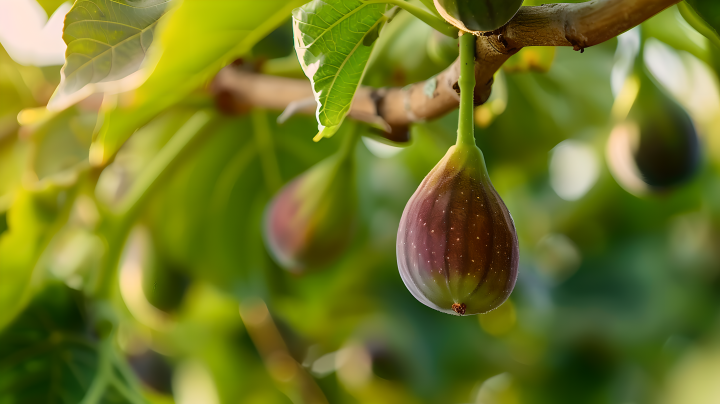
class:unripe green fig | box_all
[434,0,524,33]
[263,148,357,273]
[607,69,700,193]
[396,145,519,315]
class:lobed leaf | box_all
[48,0,171,110]
[293,0,388,140]
[91,0,306,166]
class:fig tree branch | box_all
[211,0,681,138]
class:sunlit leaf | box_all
[0,283,142,403]
[48,0,171,110]
[91,0,306,166]
[293,0,387,139]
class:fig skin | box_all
[263,154,356,273]
[434,0,524,33]
[396,144,519,315]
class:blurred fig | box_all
[142,257,189,313]
[396,145,519,315]
[367,340,406,380]
[607,69,700,193]
[434,0,523,33]
[263,137,357,273]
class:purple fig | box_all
[396,145,519,315]
[263,151,356,273]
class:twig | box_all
[211,0,680,134]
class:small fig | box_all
[607,69,700,193]
[141,257,189,313]
[396,145,519,315]
[434,0,524,33]
[263,144,357,273]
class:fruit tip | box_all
[452,303,466,315]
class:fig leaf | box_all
[293,0,388,140]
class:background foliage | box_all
[1,0,720,403]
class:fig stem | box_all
[457,33,477,148]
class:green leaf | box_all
[48,0,171,110]
[293,0,387,139]
[679,1,720,49]
[0,283,142,403]
[26,106,97,183]
[91,0,306,166]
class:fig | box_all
[141,257,189,313]
[434,0,524,33]
[396,145,519,315]
[263,135,357,272]
[607,69,700,193]
[396,33,518,315]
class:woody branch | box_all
[211,0,681,141]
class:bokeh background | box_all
[1,0,720,403]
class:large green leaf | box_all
[0,283,142,403]
[293,0,388,140]
[48,0,171,110]
[91,0,306,166]
[679,1,720,49]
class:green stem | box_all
[457,33,477,148]
[363,0,457,37]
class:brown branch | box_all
[211,0,680,139]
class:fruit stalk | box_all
[457,32,476,148]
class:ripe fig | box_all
[263,135,357,273]
[607,69,700,193]
[397,33,518,316]
[397,145,519,315]
[434,0,523,33]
